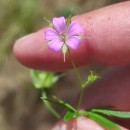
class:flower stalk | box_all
[45,16,85,112]
[67,48,83,87]
[67,48,85,112]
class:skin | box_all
[13,1,130,130]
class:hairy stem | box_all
[68,48,83,87]
[67,48,84,112]
[77,87,84,112]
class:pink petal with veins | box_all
[48,39,63,52]
[53,17,66,34]
[66,36,80,49]
[44,28,59,40]
[68,21,83,37]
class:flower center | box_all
[60,32,68,42]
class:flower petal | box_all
[66,36,80,49]
[53,17,66,33]
[44,28,59,40]
[68,21,83,37]
[48,39,63,52]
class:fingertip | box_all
[13,1,130,71]
[13,33,33,59]
[52,116,127,130]
[13,30,48,69]
[13,28,90,71]
[52,116,105,130]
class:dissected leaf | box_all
[64,111,77,121]
[43,96,77,112]
[91,108,130,118]
[31,69,61,89]
[80,111,120,130]
[41,91,60,119]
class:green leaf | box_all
[30,70,60,89]
[43,96,77,112]
[64,111,77,121]
[80,111,120,130]
[51,96,77,112]
[91,108,130,118]
[41,91,60,119]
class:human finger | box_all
[51,66,130,130]
[51,116,127,130]
[13,1,130,71]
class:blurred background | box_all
[0,0,126,130]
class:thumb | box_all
[51,116,127,130]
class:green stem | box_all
[67,48,83,87]
[42,91,61,119]
[77,87,84,112]
[67,48,84,112]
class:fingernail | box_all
[15,33,33,44]
[13,33,35,59]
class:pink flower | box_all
[44,16,83,52]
